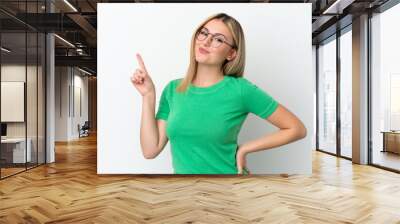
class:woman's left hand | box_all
[236,145,250,174]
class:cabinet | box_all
[381,131,400,154]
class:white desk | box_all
[1,138,32,163]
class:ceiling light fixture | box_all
[1,47,11,53]
[322,0,354,15]
[63,0,78,12]
[78,67,93,76]
[54,34,75,48]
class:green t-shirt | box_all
[155,75,279,174]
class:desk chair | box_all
[78,121,90,138]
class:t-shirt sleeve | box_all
[240,78,279,119]
[155,81,172,121]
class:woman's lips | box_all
[199,47,210,54]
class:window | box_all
[318,36,337,154]
[371,2,400,171]
[340,27,352,158]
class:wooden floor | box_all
[373,150,400,171]
[1,134,400,223]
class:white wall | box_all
[312,45,316,151]
[55,67,89,141]
[72,72,89,138]
[98,3,313,174]
[55,66,69,141]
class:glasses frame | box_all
[195,27,236,49]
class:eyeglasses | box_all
[195,28,236,49]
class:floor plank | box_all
[1,133,400,223]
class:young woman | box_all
[130,13,307,175]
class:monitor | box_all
[1,123,7,137]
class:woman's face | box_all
[194,19,237,66]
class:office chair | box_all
[78,121,90,138]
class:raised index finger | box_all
[136,53,147,73]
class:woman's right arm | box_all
[140,92,169,159]
[131,53,169,159]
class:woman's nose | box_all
[204,35,213,46]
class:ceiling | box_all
[0,0,393,75]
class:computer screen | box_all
[1,123,7,137]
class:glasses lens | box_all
[211,36,225,48]
[196,29,229,48]
[197,29,207,41]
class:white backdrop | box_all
[97,3,313,175]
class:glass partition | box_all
[1,31,28,178]
[0,1,46,179]
[38,32,45,165]
[27,31,38,169]
[317,35,337,155]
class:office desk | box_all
[381,131,400,154]
[1,138,32,163]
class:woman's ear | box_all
[226,49,237,61]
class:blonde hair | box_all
[176,13,246,92]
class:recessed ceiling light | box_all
[1,47,11,53]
